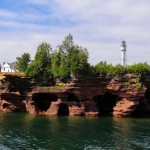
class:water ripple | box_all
[0,114,149,149]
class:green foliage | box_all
[94,62,125,77]
[135,83,142,89]
[58,33,74,54]
[16,53,31,72]
[94,62,150,77]
[58,83,66,87]
[95,61,108,76]
[125,62,150,76]
[123,82,129,86]
[69,45,89,76]
[26,42,53,83]
[51,34,89,81]
[24,34,150,84]
[58,55,69,80]
[87,65,97,77]
[112,64,126,76]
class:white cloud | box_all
[0,0,150,65]
[0,8,17,18]
[24,0,51,5]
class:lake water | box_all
[0,112,150,150]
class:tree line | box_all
[16,34,150,84]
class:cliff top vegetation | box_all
[0,72,26,77]
[15,34,150,85]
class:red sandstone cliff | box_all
[0,73,150,117]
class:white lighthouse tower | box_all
[121,40,127,66]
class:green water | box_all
[0,113,150,150]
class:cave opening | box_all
[3,103,9,109]
[67,93,79,101]
[57,103,69,116]
[32,93,58,112]
[93,92,118,116]
[145,88,150,105]
[131,89,150,117]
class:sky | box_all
[0,0,150,65]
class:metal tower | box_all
[121,40,127,66]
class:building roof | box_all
[2,62,17,71]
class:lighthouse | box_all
[121,40,127,66]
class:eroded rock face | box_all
[108,74,147,117]
[0,74,31,113]
[84,101,99,116]
[0,73,150,117]
[113,98,140,117]
[47,100,61,115]
[68,101,84,116]
[0,94,26,112]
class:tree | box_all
[16,53,31,72]
[51,34,89,80]
[94,62,126,77]
[69,45,89,76]
[51,51,61,78]
[113,64,126,76]
[26,42,53,83]
[95,61,108,76]
[51,50,69,80]
[58,33,74,55]
[125,63,150,76]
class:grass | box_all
[0,72,26,77]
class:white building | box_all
[121,40,127,66]
[1,62,17,72]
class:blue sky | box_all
[0,0,150,65]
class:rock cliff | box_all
[0,73,150,117]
